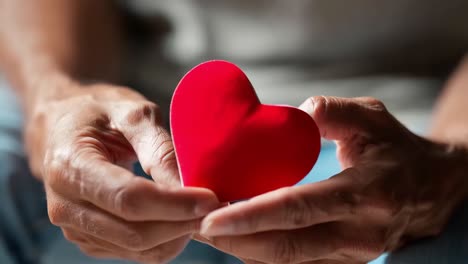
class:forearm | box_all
[430,55,468,145]
[0,0,124,117]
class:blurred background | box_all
[1,0,468,263]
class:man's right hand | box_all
[26,81,220,263]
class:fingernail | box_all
[310,98,317,111]
[200,218,234,237]
[299,97,316,113]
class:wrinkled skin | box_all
[198,96,468,264]
[26,83,220,264]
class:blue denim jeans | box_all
[0,78,467,263]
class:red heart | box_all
[170,61,321,202]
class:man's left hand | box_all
[197,96,468,264]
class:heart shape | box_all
[170,61,321,202]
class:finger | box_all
[64,228,190,264]
[46,154,220,221]
[207,224,340,264]
[299,96,398,141]
[68,230,354,264]
[111,101,180,185]
[195,234,354,264]
[208,223,383,264]
[200,174,357,236]
[49,194,201,251]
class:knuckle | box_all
[43,153,72,192]
[272,234,301,264]
[153,129,176,163]
[113,187,136,220]
[280,190,312,227]
[113,178,145,220]
[332,189,361,216]
[47,201,69,226]
[157,141,176,166]
[361,97,387,112]
[147,130,177,176]
[76,210,105,237]
[125,102,161,125]
[43,146,86,195]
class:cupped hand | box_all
[26,82,220,263]
[197,96,468,264]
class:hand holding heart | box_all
[196,96,468,264]
[27,81,220,264]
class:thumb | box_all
[299,96,394,141]
[113,102,180,186]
